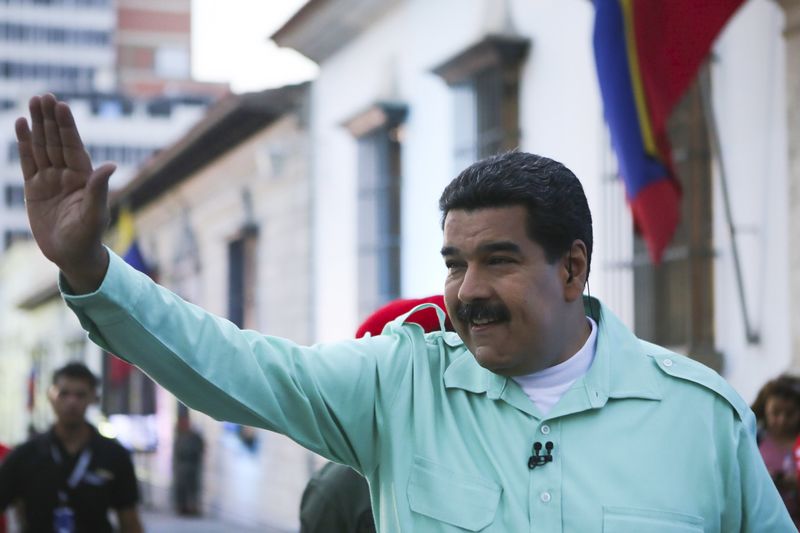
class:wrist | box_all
[61,246,109,294]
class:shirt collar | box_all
[443,297,663,405]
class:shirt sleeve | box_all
[110,445,139,509]
[62,250,411,474]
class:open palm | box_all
[16,94,114,286]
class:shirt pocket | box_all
[406,455,501,531]
[603,506,705,533]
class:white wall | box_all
[712,0,791,400]
[308,0,793,401]
[310,0,602,342]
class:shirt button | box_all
[540,425,550,435]
[663,358,673,367]
[540,492,551,503]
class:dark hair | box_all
[52,361,98,390]
[440,152,593,276]
[752,374,800,427]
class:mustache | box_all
[456,301,510,323]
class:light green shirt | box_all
[63,251,793,532]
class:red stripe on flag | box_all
[632,0,744,136]
[630,179,681,264]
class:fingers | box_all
[41,94,65,168]
[15,117,37,181]
[28,95,51,170]
[87,163,115,210]
[54,100,92,173]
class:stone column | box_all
[778,0,800,369]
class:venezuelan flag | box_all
[593,0,744,263]
[115,206,150,274]
[109,207,150,383]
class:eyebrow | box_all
[440,241,522,256]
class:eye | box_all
[488,256,515,265]
[444,259,465,271]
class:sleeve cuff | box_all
[60,247,148,326]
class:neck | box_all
[555,307,592,365]
[54,420,91,454]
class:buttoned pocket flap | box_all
[407,455,501,531]
[603,506,704,532]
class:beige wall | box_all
[0,242,99,444]
[129,110,315,530]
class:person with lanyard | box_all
[13,93,794,531]
[0,362,142,532]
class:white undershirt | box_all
[511,317,598,417]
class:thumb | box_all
[86,163,115,209]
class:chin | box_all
[472,349,509,372]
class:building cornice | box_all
[432,34,530,86]
[271,0,401,63]
[778,0,800,35]
[110,83,309,215]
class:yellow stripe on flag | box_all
[621,0,658,157]
[115,207,136,254]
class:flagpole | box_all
[698,63,760,344]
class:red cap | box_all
[355,295,453,338]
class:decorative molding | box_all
[272,0,402,63]
[432,35,530,86]
[342,101,407,138]
[778,0,800,35]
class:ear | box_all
[47,384,58,404]
[562,240,588,302]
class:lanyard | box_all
[51,443,92,503]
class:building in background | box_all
[115,0,227,98]
[2,0,800,528]
[0,0,227,256]
[0,83,313,531]
[273,0,796,401]
[106,83,313,530]
[0,94,211,253]
[0,0,116,103]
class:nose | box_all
[458,265,493,303]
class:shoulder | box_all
[638,339,751,423]
[0,435,48,471]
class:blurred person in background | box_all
[0,362,142,532]
[300,296,453,533]
[752,374,800,527]
[172,413,205,516]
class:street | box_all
[141,509,291,533]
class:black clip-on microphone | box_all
[528,441,554,469]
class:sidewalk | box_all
[142,509,292,533]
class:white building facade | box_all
[274,0,793,402]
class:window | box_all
[85,144,157,166]
[0,23,110,46]
[228,227,259,329]
[344,103,406,318]
[631,72,719,370]
[433,35,529,170]
[4,229,32,250]
[5,184,25,207]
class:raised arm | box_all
[16,94,113,293]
